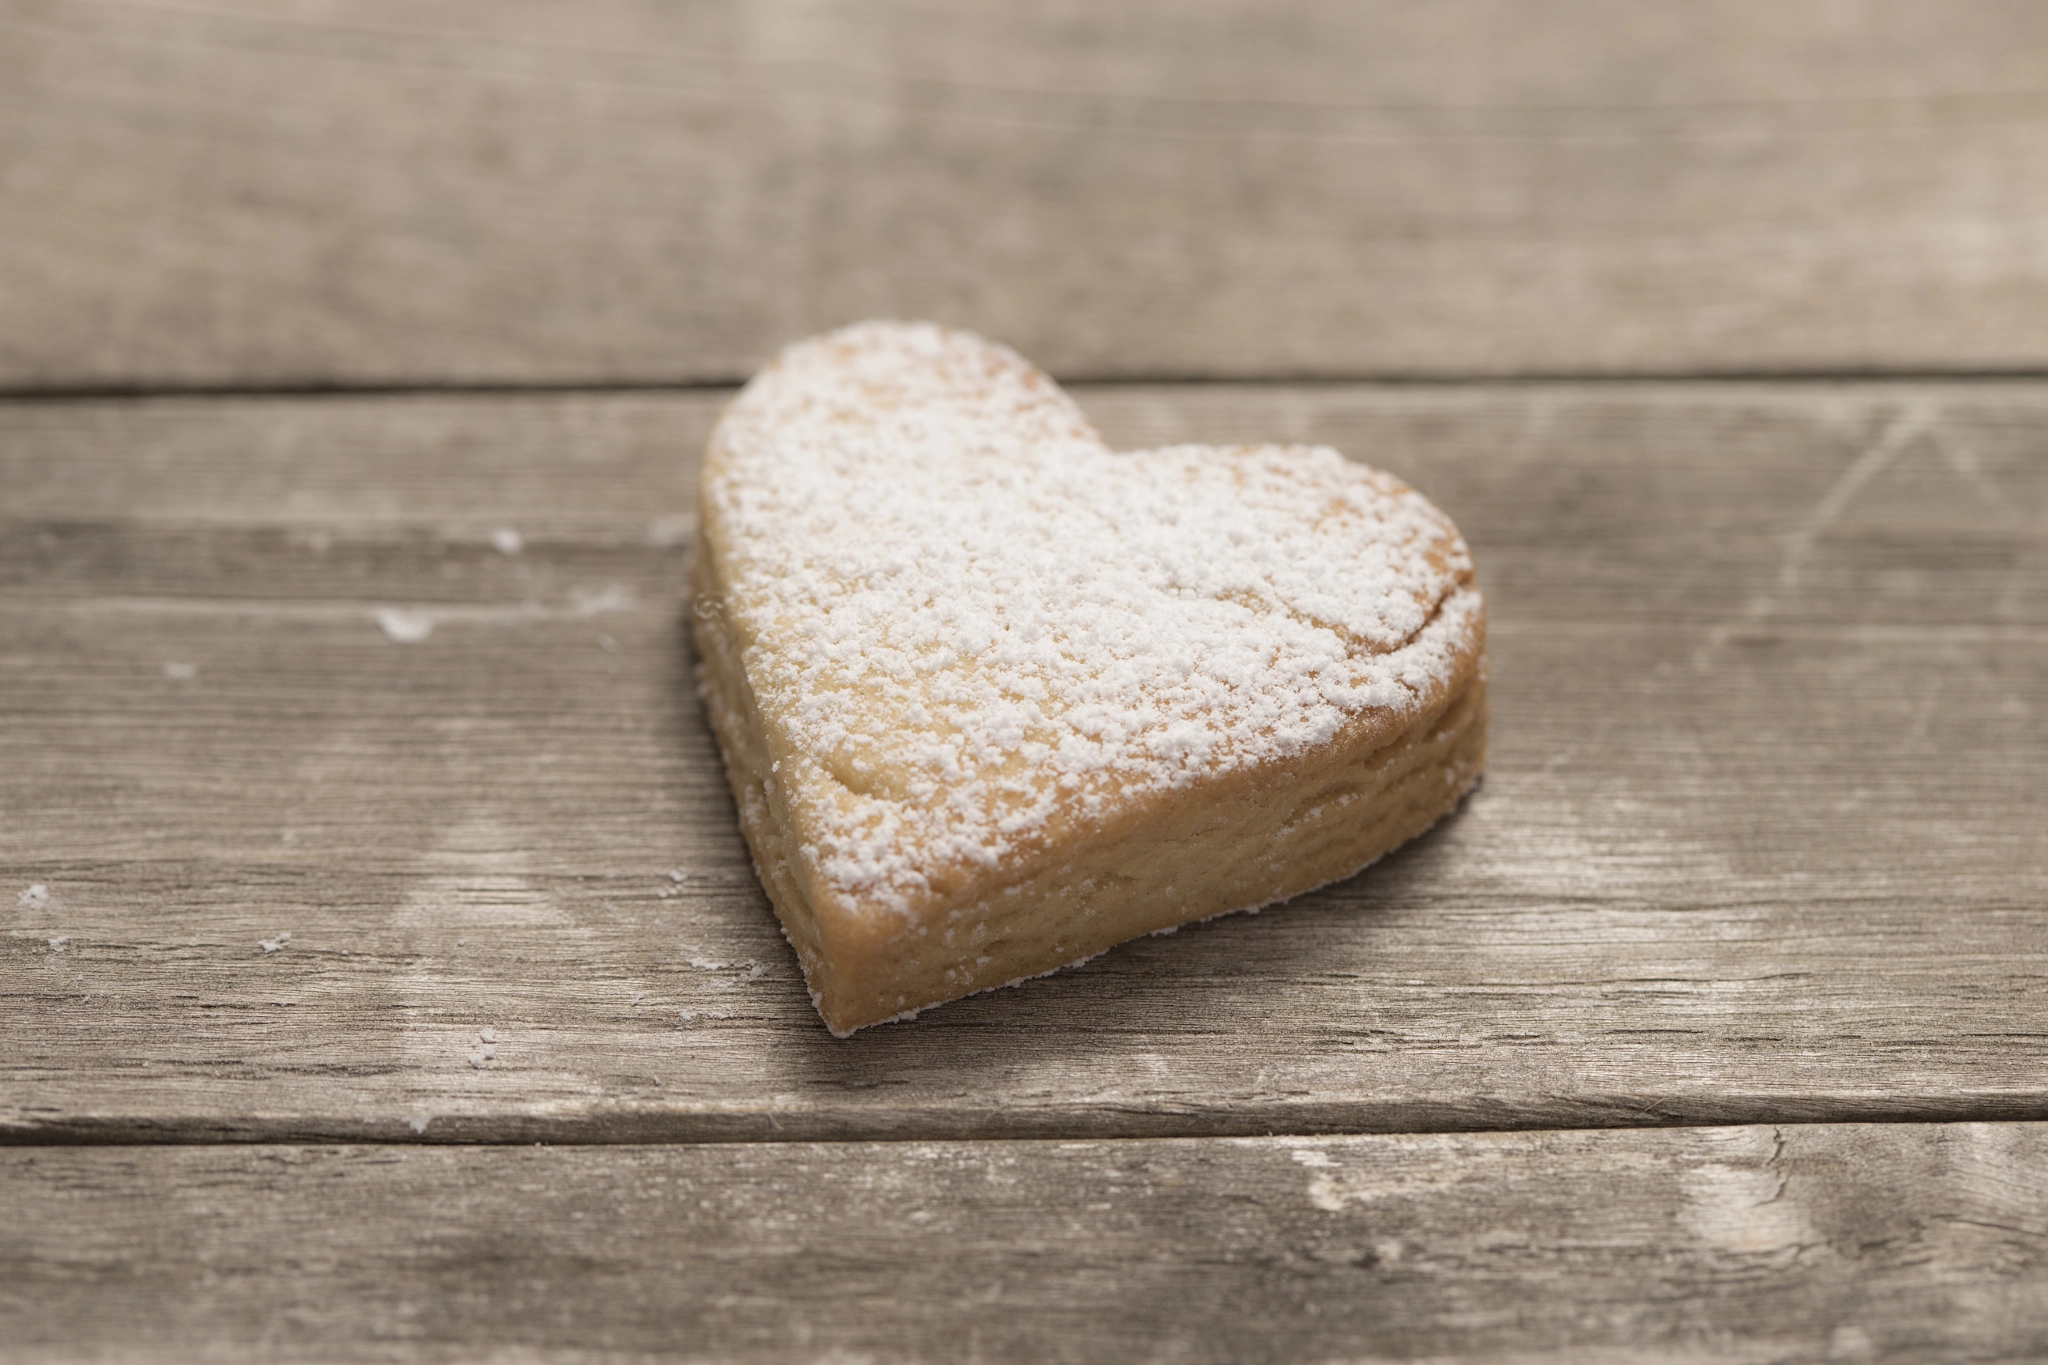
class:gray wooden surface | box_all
[8,2,2048,1359]
[5,385,2044,1148]
[8,1,2048,387]
[8,1123,2048,1363]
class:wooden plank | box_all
[5,1124,2046,1361]
[7,3,2048,387]
[7,382,2045,626]
[3,384,2045,1141]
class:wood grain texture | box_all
[4,382,2043,1141]
[5,1123,2046,1363]
[8,1,2048,386]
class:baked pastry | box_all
[692,322,1486,1034]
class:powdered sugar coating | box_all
[701,322,1481,916]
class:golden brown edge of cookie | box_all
[837,662,1488,1037]
[687,549,835,1005]
[692,524,1486,1035]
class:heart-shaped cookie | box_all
[693,322,1486,1035]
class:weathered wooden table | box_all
[5,4,2046,1360]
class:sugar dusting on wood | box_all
[374,608,435,643]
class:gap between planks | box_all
[16,368,2048,402]
[15,1101,2048,1150]
[1,1111,2046,1151]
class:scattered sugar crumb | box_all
[479,1027,497,1043]
[258,931,291,953]
[163,661,198,681]
[408,1116,431,1134]
[685,954,729,971]
[571,584,635,616]
[374,608,436,643]
[47,935,68,953]
[490,527,524,556]
[678,1007,734,1023]
[467,1051,490,1068]
[18,883,48,908]
[668,869,687,883]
